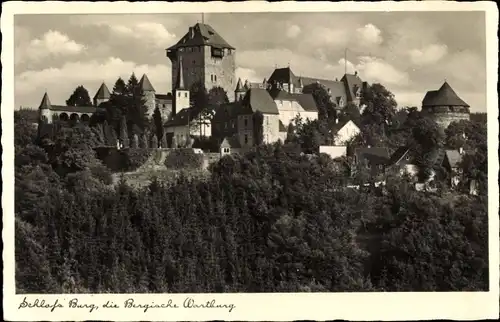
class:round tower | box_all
[38,92,53,124]
[421,81,470,132]
[139,74,157,118]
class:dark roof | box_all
[279,120,287,132]
[93,83,110,100]
[39,92,51,109]
[388,146,411,165]
[302,77,347,102]
[354,147,391,165]
[268,67,299,88]
[269,90,318,112]
[220,135,241,148]
[139,74,155,92]
[242,88,279,115]
[235,78,244,92]
[165,107,203,127]
[175,57,186,90]
[167,23,235,50]
[212,101,242,122]
[155,93,173,100]
[422,81,469,107]
[50,105,101,114]
[444,150,463,168]
[341,73,364,102]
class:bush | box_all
[165,148,204,170]
[123,148,152,171]
[90,164,113,185]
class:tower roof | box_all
[93,82,111,100]
[422,81,469,107]
[175,56,186,90]
[168,23,235,50]
[235,78,244,92]
[39,92,51,109]
[139,74,156,92]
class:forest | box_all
[14,79,489,293]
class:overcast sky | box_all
[14,11,486,112]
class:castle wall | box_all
[262,114,281,144]
[431,112,470,131]
[203,47,236,102]
[237,114,254,148]
[170,46,236,102]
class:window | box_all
[405,155,410,161]
[378,165,383,170]
[244,117,248,127]
[224,122,228,129]
[178,92,181,97]
[184,93,188,98]
[211,75,213,82]
[223,148,230,153]
[214,75,217,82]
[179,48,184,52]
[366,163,371,170]
[266,116,269,125]
[244,134,248,144]
[193,60,196,65]
[231,120,235,128]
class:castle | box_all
[37,21,470,148]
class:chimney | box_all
[354,71,358,76]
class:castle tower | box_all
[421,81,470,132]
[93,82,111,107]
[139,74,156,118]
[39,92,53,124]
[167,22,236,101]
[173,56,190,115]
[234,78,246,101]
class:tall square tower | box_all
[167,23,236,102]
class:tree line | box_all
[15,107,489,293]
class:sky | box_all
[14,11,487,112]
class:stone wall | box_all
[431,112,470,132]
[203,46,236,102]
[171,46,206,93]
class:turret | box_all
[139,74,157,118]
[234,78,246,101]
[173,56,190,115]
[38,92,52,123]
[93,82,110,107]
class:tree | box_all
[119,116,130,148]
[66,85,92,107]
[361,83,397,126]
[410,117,444,181]
[208,86,229,106]
[339,103,361,124]
[153,107,164,145]
[302,83,337,121]
[126,73,149,130]
[252,111,264,146]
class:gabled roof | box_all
[269,90,318,112]
[279,120,287,132]
[235,78,244,92]
[422,81,469,107]
[301,77,347,102]
[165,107,203,127]
[220,135,241,149]
[139,74,156,92]
[341,73,364,102]
[212,101,242,123]
[388,146,412,165]
[242,88,279,115]
[268,67,300,87]
[168,23,235,50]
[39,92,51,109]
[444,150,463,168]
[331,119,360,136]
[93,83,110,100]
[354,147,391,165]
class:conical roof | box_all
[139,74,156,92]
[235,78,244,92]
[39,92,51,109]
[175,56,186,90]
[422,81,469,107]
[94,82,110,100]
